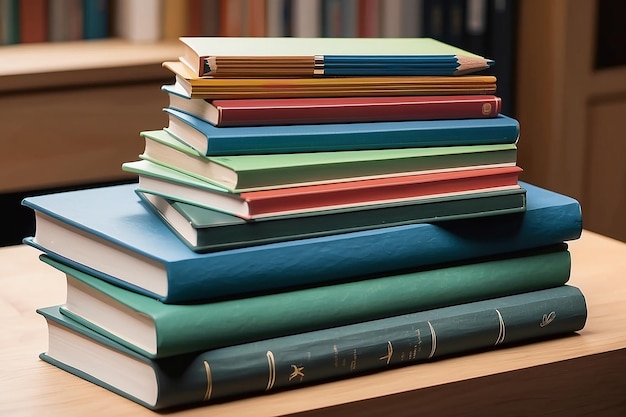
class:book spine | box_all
[219,0,243,36]
[226,144,516,191]
[357,0,379,38]
[165,108,521,155]
[82,0,109,39]
[200,0,220,36]
[162,0,188,40]
[242,167,521,217]
[114,0,161,43]
[0,0,20,44]
[154,286,587,408]
[292,0,320,37]
[245,0,266,36]
[214,96,502,127]
[19,0,48,43]
[48,0,83,42]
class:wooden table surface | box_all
[1,229,625,417]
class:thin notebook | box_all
[178,37,494,77]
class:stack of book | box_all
[22,37,587,411]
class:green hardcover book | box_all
[139,129,518,192]
[43,243,572,359]
[137,187,527,252]
[37,285,587,410]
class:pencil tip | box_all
[455,55,495,75]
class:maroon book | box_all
[164,82,502,127]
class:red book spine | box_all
[213,95,502,126]
[188,0,204,36]
[19,0,48,43]
[358,0,380,37]
[241,166,522,216]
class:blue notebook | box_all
[164,107,520,156]
[22,182,581,304]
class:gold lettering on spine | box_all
[540,311,556,327]
[203,361,212,401]
[427,321,437,358]
[289,365,305,381]
[379,341,393,364]
[266,351,276,391]
[495,309,506,345]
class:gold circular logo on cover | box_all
[482,103,492,115]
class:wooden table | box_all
[1,230,625,416]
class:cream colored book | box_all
[178,36,494,77]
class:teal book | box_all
[44,244,570,358]
[82,0,109,39]
[37,285,587,410]
[22,181,581,303]
[0,0,19,44]
[137,187,527,253]
[164,107,520,156]
[139,129,518,192]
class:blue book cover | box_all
[164,107,520,156]
[22,182,581,304]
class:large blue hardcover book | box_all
[22,182,582,304]
[164,107,520,156]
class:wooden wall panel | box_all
[583,99,626,242]
[1,81,169,193]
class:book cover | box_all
[163,82,502,127]
[140,129,517,192]
[46,244,572,358]
[163,106,519,156]
[38,285,587,409]
[178,36,493,77]
[138,187,527,252]
[123,159,523,220]
[22,181,582,303]
[163,60,498,99]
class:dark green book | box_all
[137,186,527,252]
[37,285,587,410]
[43,243,571,359]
